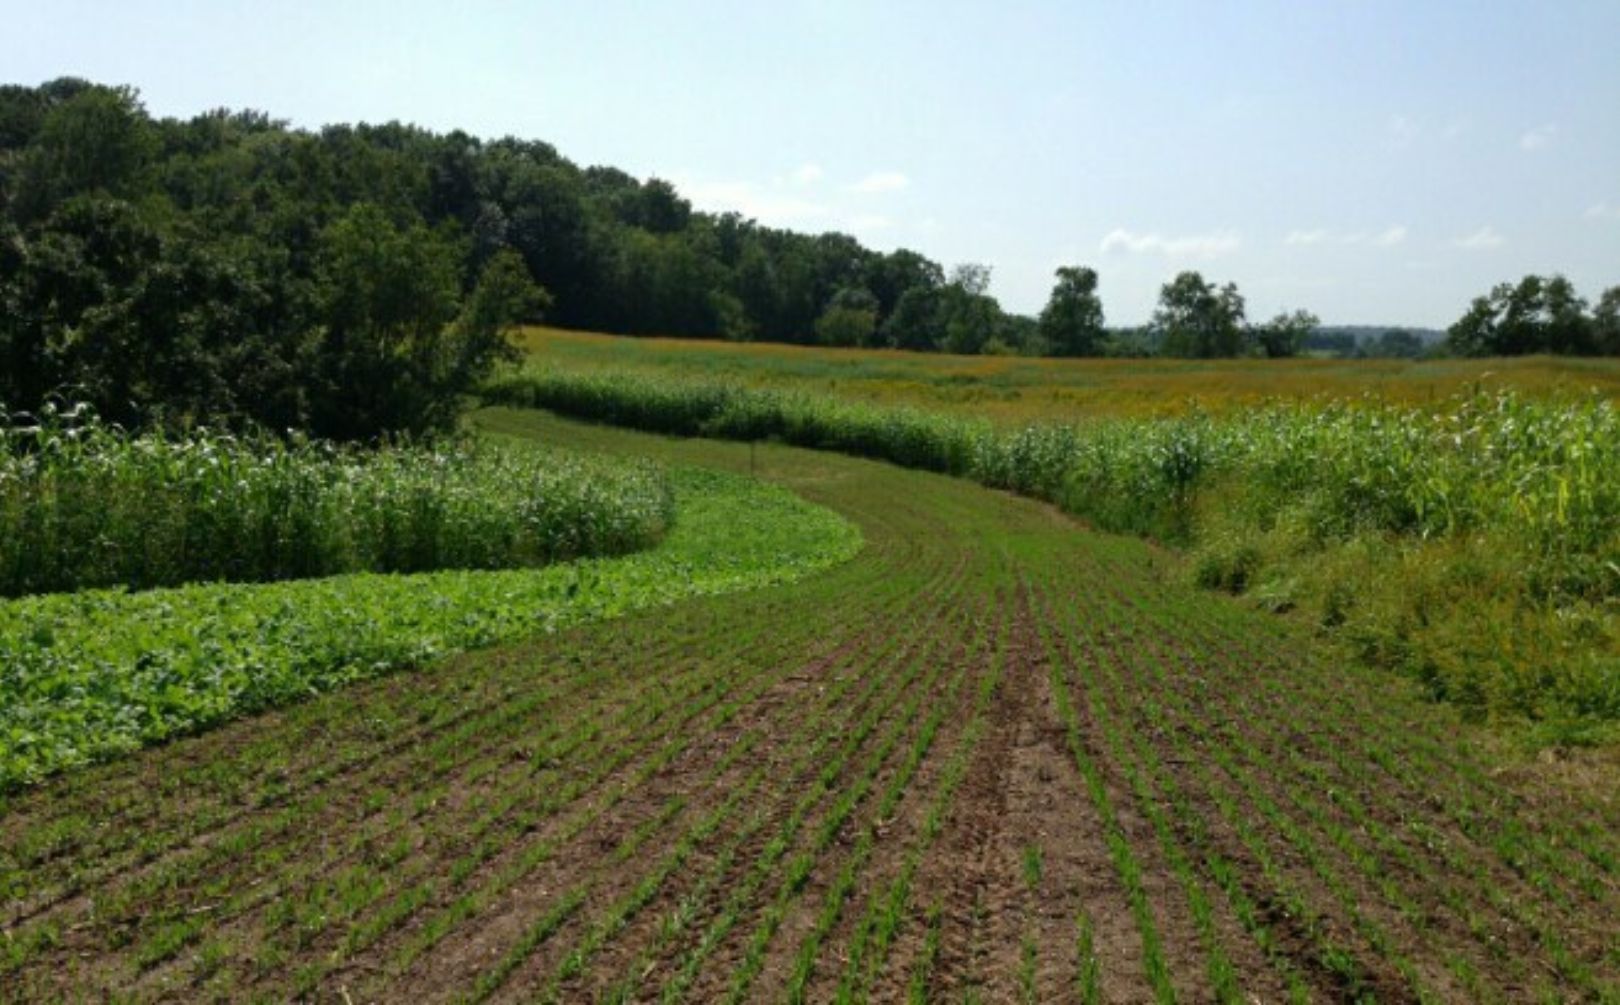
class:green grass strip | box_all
[0,466,860,792]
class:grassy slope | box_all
[3,411,1616,1001]
[0,461,858,791]
[516,325,1620,422]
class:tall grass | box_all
[0,402,674,597]
[515,325,1620,423]
[485,370,1620,730]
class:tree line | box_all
[2,79,1615,437]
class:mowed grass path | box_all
[4,411,1619,1002]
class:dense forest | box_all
[1,80,1616,436]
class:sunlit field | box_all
[515,326,1620,422]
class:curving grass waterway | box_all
[0,460,859,791]
[6,411,1615,1001]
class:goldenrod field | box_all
[515,326,1620,422]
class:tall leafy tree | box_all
[1153,271,1248,358]
[939,263,1000,355]
[1253,309,1319,359]
[14,84,155,221]
[310,204,542,438]
[1447,274,1593,356]
[814,286,880,347]
[1594,287,1620,356]
[1037,266,1105,356]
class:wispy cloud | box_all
[674,177,830,227]
[1519,123,1557,151]
[1370,225,1408,247]
[788,162,823,186]
[1587,200,1620,221]
[1100,228,1241,258]
[848,170,910,194]
[1284,226,1406,247]
[674,168,907,236]
[1451,226,1506,250]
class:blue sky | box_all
[6,0,1618,326]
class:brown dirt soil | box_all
[5,415,1619,1004]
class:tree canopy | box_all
[1038,266,1105,357]
[1446,274,1614,357]
[3,78,1616,439]
[1152,271,1248,358]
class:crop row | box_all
[0,465,858,793]
[8,410,1617,1000]
[483,371,1620,727]
[1,401,673,596]
[1029,530,1620,1000]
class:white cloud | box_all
[1100,228,1241,258]
[674,177,830,227]
[1371,225,1408,247]
[1283,226,1405,248]
[1587,200,1620,220]
[1451,226,1506,250]
[1388,114,1420,145]
[670,167,912,235]
[849,171,910,194]
[1519,123,1557,151]
[1441,118,1469,140]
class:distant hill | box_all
[1308,325,1447,358]
[1317,325,1446,345]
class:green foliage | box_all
[882,284,943,350]
[1038,266,1105,357]
[311,206,543,438]
[1447,274,1598,356]
[939,263,1001,355]
[0,401,672,596]
[490,367,1620,725]
[484,371,988,476]
[1254,309,1319,359]
[814,287,880,347]
[0,461,861,789]
[1367,328,1424,358]
[1153,271,1248,358]
[12,83,154,220]
[1596,287,1620,355]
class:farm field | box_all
[515,326,1620,422]
[4,410,1618,1002]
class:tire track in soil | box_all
[8,414,1620,1002]
[908,587,1157,1005]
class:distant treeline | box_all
[1,79,1615,434]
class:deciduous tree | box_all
[1037,265,1105,356]
[1153,271,1248,358]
